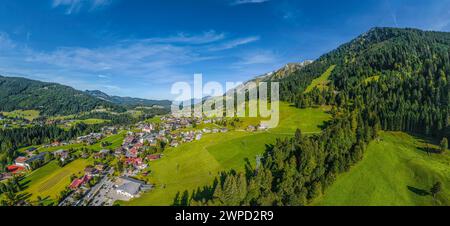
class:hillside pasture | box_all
[21,159,93,202]
[304,65,336,93]
[315,132,450,206]
[1,110,40,121]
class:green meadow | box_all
[21,158,93,202]
[19,131,126,154]
[315,132,450,206]
[122,102,331,206]
[304,65,336,93]
[1,110,40,121]
[89,131,126,150]
[72,118,110,125]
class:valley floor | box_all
[122,104,331,206]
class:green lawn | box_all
[21,131,126,154]
[38,143,86,153]
[21,158,93,202]
[315,132,450,206]
[74,118,110,125]
[145,116,162,123]
[89,131,126,151]
[122,102,330,206]
[304,65,336,93]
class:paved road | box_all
[81,168,114,206]
[90,179,115,206]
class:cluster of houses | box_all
[128,115,240,151]
[102,126,118,135]
[159,116,199,130]
[77,133,104,145]
[116,133,156,173]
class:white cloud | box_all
[97,74,108,78]
[0,31,263,98]
[235,50,279,66]
[144,31,226,45]
[52,0,114,14]
[0,32,16,50]
[208,36,260,51]
[231,0,270,6]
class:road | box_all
[81,167,115,206]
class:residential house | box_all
[84,166,99,177]
[54,149,69,161]
[124,157,147,170]
[170,140,179,147]
[6,165,27,174]
[14,152,47,170]
[95,163,107,172]
[142,125,153,133]
[258,123,269,131]
[69,175,92,190]
[247,125,256,132]
[114,147,125,156]
[147,154,162,161]
[125,147,138,158]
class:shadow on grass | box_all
[19,179,32,190]
[407,186,430,196]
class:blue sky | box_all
[0,0,449,100]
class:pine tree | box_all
[440,138,448,153]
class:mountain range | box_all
[0,75,171,116]
[84,90,172,108]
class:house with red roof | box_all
[69,175,92,190]
[124,157,147,170]
[6,165,27,174]
[147,154,162,161]
[126,147,138,158]
[14,152,48,170]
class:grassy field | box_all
[304,65,336,93]
[145,116,162,123]
[73,118,110,125]
[1,110,40,121]
[19,131,126,154]
[315,132,450,206]
[89,131,126,150]
[21,158,93,202]
[123,102,330,206]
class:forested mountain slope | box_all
[187,27,449,206]
[280,27,449,138]
[0,76,124,116]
